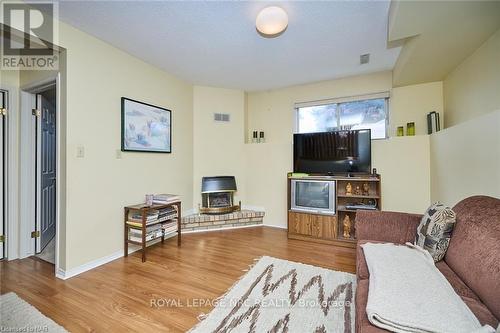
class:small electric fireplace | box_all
[200,176,241,214]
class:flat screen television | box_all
[293,129,371,174]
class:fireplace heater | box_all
[200,176,241,214]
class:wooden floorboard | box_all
[0,226,356,332]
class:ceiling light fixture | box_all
[256,6,288,38]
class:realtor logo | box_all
[1,1,59,70]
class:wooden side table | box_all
[124,201,181,262]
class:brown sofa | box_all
[355,195,500,332]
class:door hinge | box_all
[0,108,6,116]
[0,235,4,242]
[32,109,41,117]
[31,231,40,238]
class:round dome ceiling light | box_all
[256,6,288,38]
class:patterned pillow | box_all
[416,202,456,262]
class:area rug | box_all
[189,256,356,333]
[0,292,67,332]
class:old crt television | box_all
[293,129,371,174]
[290,179,336,215]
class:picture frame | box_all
[121,97,172,153]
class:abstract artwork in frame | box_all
[121,97,172,153]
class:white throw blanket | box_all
[361,242,495,333]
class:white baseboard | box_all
[55,222,277,280]
[56,250,125,280]
[262,224,287,230]
[56,234,176,280]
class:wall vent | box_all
[214,113,230,122]
[360,53,370,65]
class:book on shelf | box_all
[129,232,162,243]
[130,223,162,232]
[126,221,143,228]
[427,111,441,134]
[153,193,180,204]
[163,225,178,232]
[126,211,177,228]
[159,206,177,216]
[128,225,164,242]
[128,210,159,222]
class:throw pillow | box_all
[416,202,456,262]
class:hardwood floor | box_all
[0,226,356,332]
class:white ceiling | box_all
[58,1,401,91]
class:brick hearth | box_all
[181,210,265,232]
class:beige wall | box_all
[193,86,246,208]
[58,22,193,270]
[391,81,443,135]
[372,136,430,213]
[1,70,20,87]
[444,28,500,127]
[430,28,500,206]
[430,111,500,206]
[246,71,436,228]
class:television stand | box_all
[287,173,381,248]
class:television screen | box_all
[293,129,371,174]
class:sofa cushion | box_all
[445,196,500,320]
[462,296,499,328]
[416,202,456,261]
[355,279,390,333]
[435,261,481,302]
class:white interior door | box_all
[35,91,57,253]
[0,90,6,259]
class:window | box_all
[296,94,389,139]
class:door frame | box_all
[35,90,57,253]
[0,84,19,261]
[0,89,6,260]
[19,75,61,274]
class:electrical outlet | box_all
[76,145,85,158]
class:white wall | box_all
[390,81,443,135]
[430,111,500,206]
[58,22,194,271]
[372,136,430,213]
[444,28,500,127]
[430,28,500,205]
[193,86,246,208]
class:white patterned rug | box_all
[189,256,356,333]
[0,292,67,332]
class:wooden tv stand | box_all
[287,174,381,248]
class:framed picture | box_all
[121,97,172,153]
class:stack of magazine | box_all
[129,224,163,242]
[162,220,178,235]
[158,206,178,221]
[153,193,180,204]
[126,206,179,242]
[126,210,160,228]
